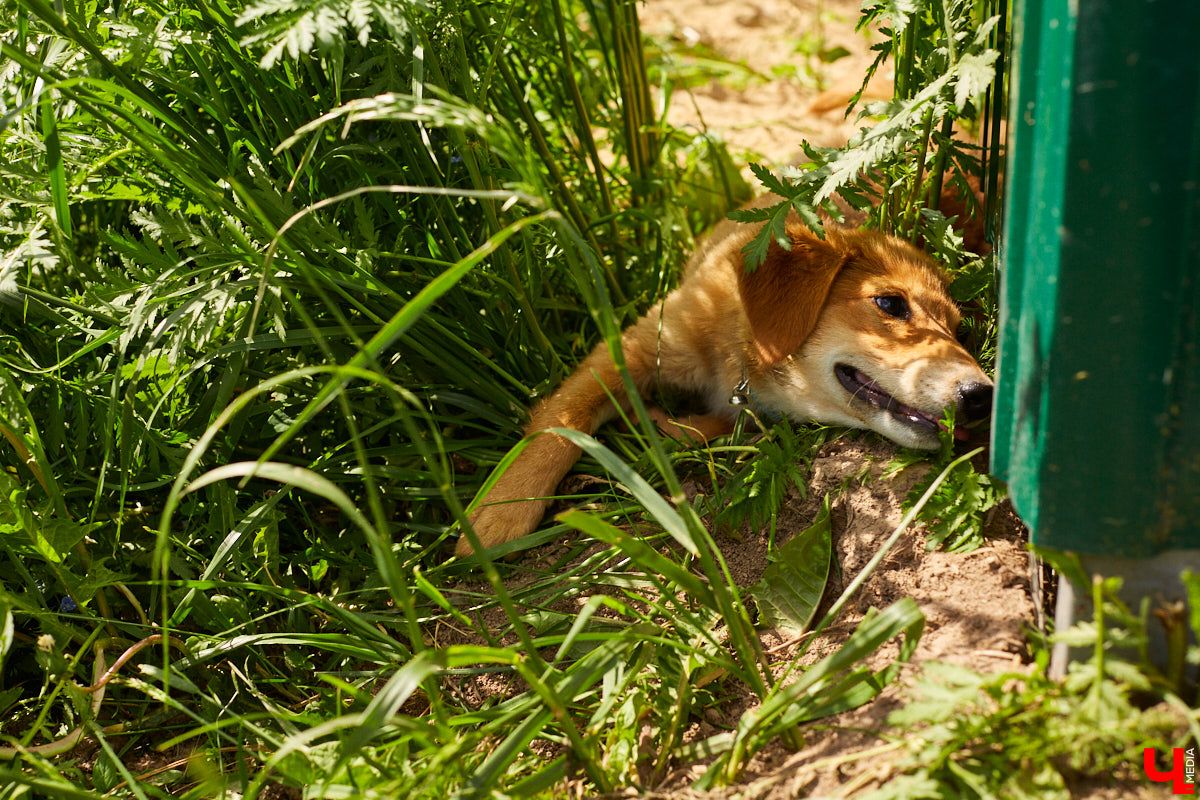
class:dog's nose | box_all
[956,382,994,424]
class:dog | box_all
[456,198,993,557]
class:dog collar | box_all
[729,377,752,407]
[729,375,783,423]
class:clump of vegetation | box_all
[8,0,1171,797]
[852,572,1199,799]
[885,408,1006,553]
[735,0,1004,258]
[695,417,829,545]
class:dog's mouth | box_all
[834,363,961,439]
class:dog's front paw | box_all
[648,407,735,443]
[455,498,549,557]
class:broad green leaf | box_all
[33,516,93,563]
[139,664,202,695]
[750,494,833,636]
[62,559,132,605]
[40,91,72,239]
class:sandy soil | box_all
[642,0,893,170]
[644,438,1041,798]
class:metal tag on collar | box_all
[729,378,751,406]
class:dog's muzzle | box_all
[835,364,993,435]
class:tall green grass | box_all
[1,0,1007,796]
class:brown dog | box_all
[456,203,992,556]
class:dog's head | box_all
[738,224,992,449]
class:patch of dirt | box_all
[786,438,1032,671]
[642,0,893,171]
[649,436,1037,798]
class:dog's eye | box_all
[873,295,910,320]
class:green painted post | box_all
[994,0,1200,558]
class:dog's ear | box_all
[738,227,852,366]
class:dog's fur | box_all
[456,201,993,557]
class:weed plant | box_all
[0,0,1020,796]
[885,408,1005,553]
[851,571,1200,800]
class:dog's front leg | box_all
[456,338,643,557]
[647,409,735,443]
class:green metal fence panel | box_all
[993,0,1200,557]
